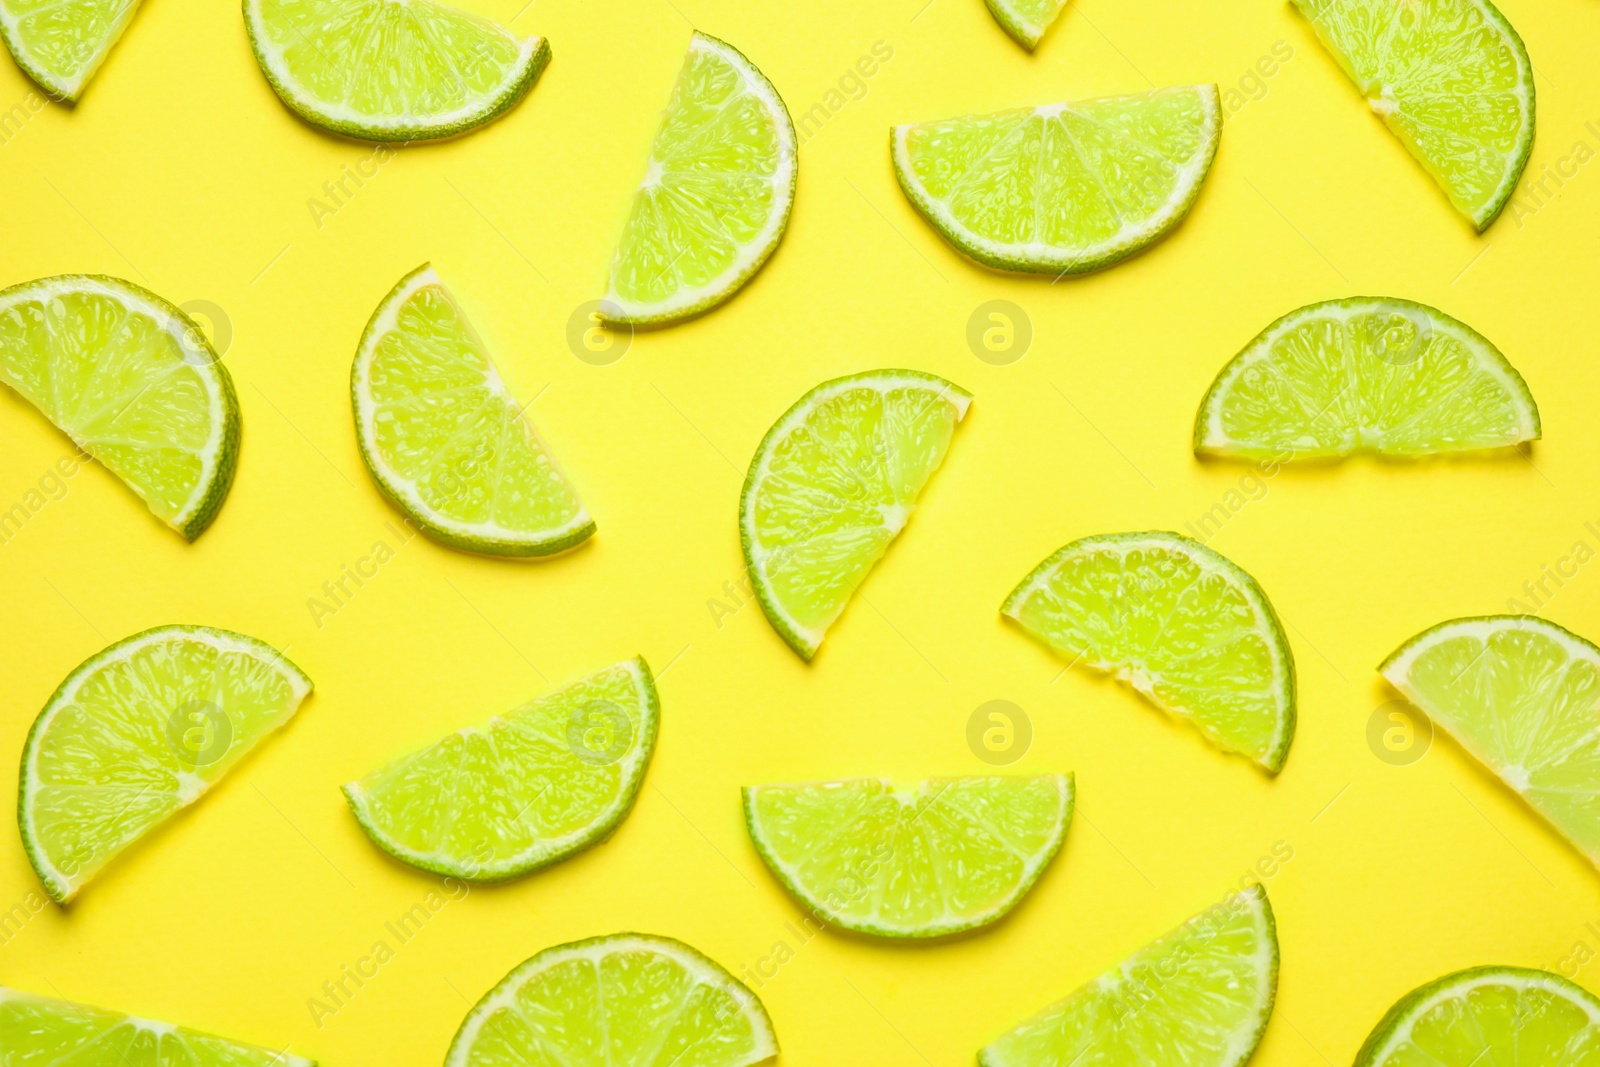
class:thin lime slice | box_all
[18,625,312,903]
[1195,297,1540,459]
[740,370,971,661]
[981,885,1278,1067]
[744,774,1072,938]
[1381,616,1600,866]
[1292,0,1533,229]
[243,0,549,142]
[352,264,593,557]
[1003,532,1295,771]
[446,933,777,1067]
[0,275,239,539]
[0,0,139,101]
[1356,966,1600,1066]
[984,0,1068,51]
[344,658,658,881]
[602,32,797,325]
[0,986,313,1066]
[892,85,1221,275]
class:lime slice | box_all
[445,933,777,1067]
[602,32,797,325]
[0,985,313,1066]
[1003,532,1295,771]
[981,885,1278,1067]
[740,370,971,660]
[0,0,139,101]
[243,0,549,142]
[352,264,593,557]
[344,658,658,881]
[984,0,1068,51]
[892,85,1221,275]
[1381,616,1600,866]
[1195,297,1540,459]
[743,774,1073,938]
[1356,966,1600,1066]
[0,275,239,540]
[18,625,312,903]
[1292,0,1533,229]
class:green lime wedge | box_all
[1356,966,1600,1066]
[0,985,313,1066]
[0,275,239,540]
[445,933,777,1067]
[352,264,593,557]
[243,0,549,142]
[0,0,139,101]
[1292,0,1533,230]
[743,774,1072,938]
[1381,616,1600,866]
[18,625,312,903]
[983,0,1069,51]
[981,884,1278,1067]
[1195,297,1540,459]
[344,658,658,881]
[1003,532,1295,771]
[602,32,797,325]
[740,370,971,661]
[892,85,1221,275]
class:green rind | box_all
[981,0,1048,50]
[741,774,1073,939]
[1002,531,1296,772]
[341,657,659,882]
[1377,613,1598,677]
[0,0,139,102]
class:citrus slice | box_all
[0,275,239,539]
[445,933,777,1067]
[0,985,313,1066]
[344,658,658,881]
[984,0,1069,51]
[18,625,312,903]
[0,0,140,101]
[601,31,797,325]
[1292,0,1533,229]
[1356,966,1600,1066]
[743,774,1073,938]
[892,85,1221,275]
[1195,297,1539,459]
[981,885,1278,1067]
[352,264,593,557]
[1003,532,1295,771]
[243,0,549,142]
[1381,616,1600,866]
[740,370,971,660]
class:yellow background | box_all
[1,0,1598,1062]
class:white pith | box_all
[0,0,140,100]
[1361,969,1600,1065]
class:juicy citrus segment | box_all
[602,32,797,324]
[1003,532,1296,771]
[740,370,971,660]
[0,0,139,101]
[1195,298,1539,459]
[981,885,1278,1067]
[17,625,312,903]
[344,658,658,881]
[445,934,777,1067]
[1292,0,1533,229]
[1356,967,1600,1067]
[892,86,1221,274]
[984,0,1069,51]
[1381,616,1600,866]
[352,264,593,557]
[744,775,1072,937]
[243,0,549,141]
[0,275,239,539]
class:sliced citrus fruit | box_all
[744,774,1072,937]
[1003,532,1295,771]
[352,264,593,557]
[445,933,777,1067]
[1195,297,1539,459]
[243,0,549,142]
[740,370,971,660]
[0,0,140,101]
[344,658,658,881]
[602,31,797,325]
[984,0,1069,52]
[981,885,1278,1067]
[18,625,312,903]
[892,85,1221,275]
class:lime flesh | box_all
[0,0,139,101]
[983,0,1070,51]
